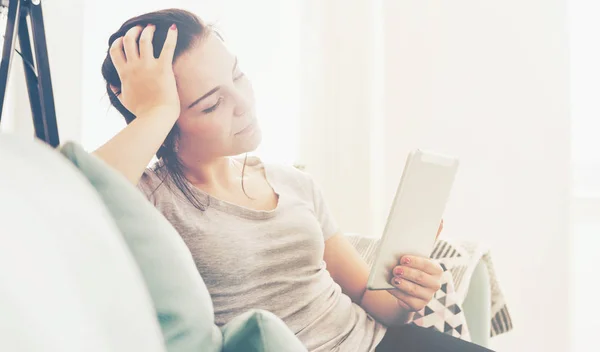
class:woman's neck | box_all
[179,155,242,189]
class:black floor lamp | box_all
[0,0,59,147]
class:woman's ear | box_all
[108,84,133,116]
[109,84,120,96]
[109,84,126,107]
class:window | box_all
[567,1,600,351]
[570,0,600,198]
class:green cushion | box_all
[60,142,222,352]
[221,310,306,352]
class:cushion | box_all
[0,134,165,352]
[59,142,222,352]
[221,310,307,352]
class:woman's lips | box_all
[235,121,256,135]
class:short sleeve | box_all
[307,175,339,241]
[136,169,160,205]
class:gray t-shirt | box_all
[137,159,387,352]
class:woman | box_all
[95,8,490,352]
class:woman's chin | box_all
[233,128,262,154]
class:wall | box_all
[382,1,570,351]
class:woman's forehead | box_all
[174,34,235,89]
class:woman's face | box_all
[172,32,261,160]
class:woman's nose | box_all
[232,89,251,117]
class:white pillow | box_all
[0,134,165,352]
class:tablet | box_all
[367,149,459,290]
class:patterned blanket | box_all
[345,234,513,341]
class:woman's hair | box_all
[101,8,214,211]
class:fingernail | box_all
[394,267,404,276]
[170,24,177,30]
[393,278,401,286]
[402,257,411,265]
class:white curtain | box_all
[296,0,385,237]
[302,1,571,352]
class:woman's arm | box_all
[93,107,178,185]
[93,24,180,185]
[323,234,412,326]
[323,229,443,327]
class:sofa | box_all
[0,133,490,351]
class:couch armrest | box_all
[462,259,491,347]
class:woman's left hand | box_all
[387,256,444,312]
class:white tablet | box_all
[367,149,459,290]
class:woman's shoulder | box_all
[136,160,172,203]
[241,155,310,185]
[139,159,167,184]
[241,157,321,206]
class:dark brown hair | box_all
[101,9,214,210]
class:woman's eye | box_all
[202,97,223,114]
[233,71,245,81]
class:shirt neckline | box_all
[163,157,282,220]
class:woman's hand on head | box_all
[387,255,443,313]
[109,24,180,118]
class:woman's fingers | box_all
[123,25,143,61]
[139,24,156,60]
[399,256,443,276]
[160,24,178,64]
[116,24,175,65]
[393,266,441,291]
[389,255,443,312]
[109,37,126,72]
[388,288,428,312]
[108,23,180,117]
[390,276,433,301]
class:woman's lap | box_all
[375,324,493,352]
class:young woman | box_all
[95,9,490,352]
